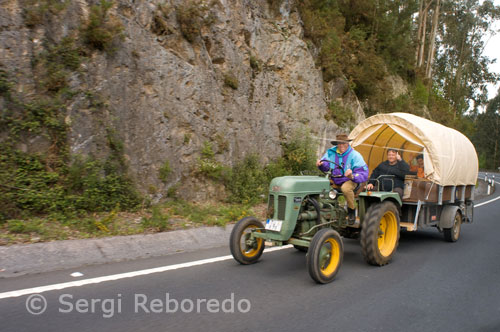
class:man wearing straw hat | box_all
[316,133,369,224]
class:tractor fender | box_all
[439,205,461,229]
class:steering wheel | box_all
[319,159,345,177]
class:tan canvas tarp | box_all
[349,113,478,186]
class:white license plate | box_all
[265,219,283,232]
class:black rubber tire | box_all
[360,201,400,266]
[293,245,308,252]
[306,229,344,284]
[444,210,462,242]
[230,217,265,265]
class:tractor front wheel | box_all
[361,201,400,266]
[307,229,343,284]
[230,217,265,265]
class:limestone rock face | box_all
[0,0,366,199]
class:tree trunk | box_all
[417,0,433,68]
[425,0,440,79]
[415,0,425,63]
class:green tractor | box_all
[229,168,401,284]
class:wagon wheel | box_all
[229,217,265,265]
[360,201,400,266]
[444,210,462,242]
[306,229,344,284]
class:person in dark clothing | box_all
[366,148,411,199]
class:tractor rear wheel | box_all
[444,210,462,242]
[230,217,265,265]
[361,201,400,266]
[307,229,343,284]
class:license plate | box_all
[265,219,283,232]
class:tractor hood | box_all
[269,176,331,194]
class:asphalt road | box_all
[1,181,499,332]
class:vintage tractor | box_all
[229,113,477,284]
[229,160,402,284]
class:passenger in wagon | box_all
[410,154,425,178]
[366,148,411,199]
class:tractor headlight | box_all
[328,190,338,200]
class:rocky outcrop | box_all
[0,0,366,199]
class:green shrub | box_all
[201,141,215,159]
[141,206,170,231]
[6,219,45,234]
[22,0,68,28]
[159,161,171,183]
[249,55,262,72]
[224,154,268,204]
[279,130,318,175]
[35,37,83,93]
[197,141,227,180]
[67,156,141,212]
[81,0,124,53]
[176,0,214,42]
[183,133,192,144]
[223,73,239,90]
[0,69,11,96]
[325,100,355,129]
[222,131,318,203]
[413,79,429,106]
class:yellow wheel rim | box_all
[319,238,341,275]
[240,225,263,258]
[377,211,398,257]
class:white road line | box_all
[475,195,500,207]
[0,245,293,300]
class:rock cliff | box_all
[0,0,366,200]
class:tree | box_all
[474,89,500,170]
[434,0,500,117]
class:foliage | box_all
[434,0,500,117]
[159,160,172,183]
[66,156,141,212]
[472,88,500,170]
[249,55,262,72]
[36,37,83,93]
[81,0,124,54]
[325,100,355,129]
[279,130,318,175]
[176,0,215,43]
[0,69,13,97]
[222,131,318,204]
[295,0,417,112]
[0,69,141,222]
[223,73,239,90]
[141,206,171,231]
[197,141,227,180]
[224,154,268,204]
[161,200,253,227]
[22,0,69,27]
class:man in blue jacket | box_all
[317,133,369,223]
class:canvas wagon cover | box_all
[349,113,478,186]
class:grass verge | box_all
[0,200,265,245]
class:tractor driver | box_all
[316,133,369,224]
